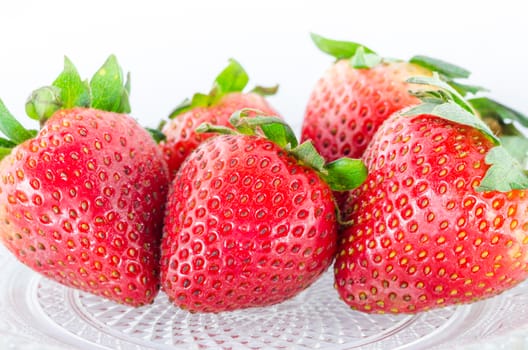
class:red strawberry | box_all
[301,33,482,162]
[0,56,169,306]
[302,34,487,212]
[160,112,366,312]
[335,74,528,314]
[159,59,279,178]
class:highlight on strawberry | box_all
[158,59,279,178]
[335,72,528,314]
[0,56,170,306]
[159,110,367,312]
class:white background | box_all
[1,0,527,133]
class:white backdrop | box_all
[1,0,526,133]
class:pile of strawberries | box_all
[1,34,528,315]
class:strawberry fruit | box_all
[160,111,366,312]
[159,59,279,178]
[301,33,484,162]
[335,74,528,313]
[0,56,169,306]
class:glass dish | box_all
[1,245,527,350]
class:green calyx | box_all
[404,73,528,192]
[0,99,38,160]
[169,59,278,119]
[25,55,131,124]
[0,55,131,160]
[409,55,487,97]
[196,109,367,192]
[310,33,381,69]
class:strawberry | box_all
[301,33,485,162]
[335,74,528,314]
[159,59,279,178]
[0,56,169,306]
[160,111,366,312]
[302,34,488,212]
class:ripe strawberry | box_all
[160,112,366,312]
[0,56,169,306]
[159,59,279,178]
[301,33,483,162]
[335,74,528,314]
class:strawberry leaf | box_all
[350,47,382,69]
[291,141,326,172]
[403,101,500,145]
[169,60,253,119]
[500,136,528,166]
[0,138,17,160]
[469,97,528,127]
[118,72,131,114]
[0,137,16,148]
[90,55,130,113]
[407,73,475,114]
[310,33,376,60]
[229,109,297,148]
[0,147,12,160]
[448,81,488,97]
[168,98,192,119]
[146,127,167,143]
[52,56,90,109]
[291,142,367,191]
[195,122,237,135]
[260,122,298,149]
[250,84,279,96]
[409,55,470,79]
[213,58,249,96]
[0,99,36,144]
[322,158,368,191]
[477,146,528,192]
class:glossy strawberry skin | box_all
[160,93,278,178]
[160,134,337,312]
[0,108,169,306]
[336,112,528,314]
[301,60,430,161]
